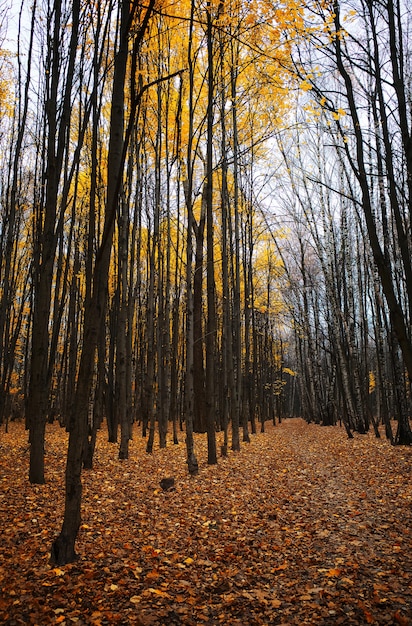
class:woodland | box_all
[0,0,412,620]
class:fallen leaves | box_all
[0,418,411,624]
[325,568,342,577]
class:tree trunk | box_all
[184,1,199,476]
[192,208,206,434]
[28,0,80,483]
[204,3,217,465]
[118,198,130,460]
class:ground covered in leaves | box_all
[0,418,411,625]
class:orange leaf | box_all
[53,568,65,577]
[272,562,288,572]
[394,612,409,626]
[326,568,341,577]
[148,588,171,598]
[358,600,375,624]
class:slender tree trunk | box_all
[218,47,230,456]
[170,78,184,445]
[28,0,80,484]
[230,59,245,446]
[118,198,130,460]
[184,1,199,476]
[204,3,217,465]
[192,207,206,434]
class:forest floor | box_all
[0,418,411,626]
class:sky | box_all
[3,0,31,54]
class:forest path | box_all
[0,418,411,625]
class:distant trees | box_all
[270,0,412,443]
[0,5,31,432]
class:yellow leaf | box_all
[148,587,171,598]
[300,80,312,91]
[184,557,194,565]
[130,595,141,604]
[332,108,346,120]
[53,568,65,577]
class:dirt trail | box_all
[0,418,411,625]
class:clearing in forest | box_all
[0,418,411,625]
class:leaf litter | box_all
[0,418,411,625]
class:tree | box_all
[289,0,412,442]
[27,0,81,484]
[51,0,156,565]
[204,1,218,465]
[0,4,32,429]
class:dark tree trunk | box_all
[205,3,217,465]
[28,0,80,484]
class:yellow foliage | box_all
[300,80,313,92]
[332,108,346,120]
[369,371,376,394]
[0,50,15,121]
